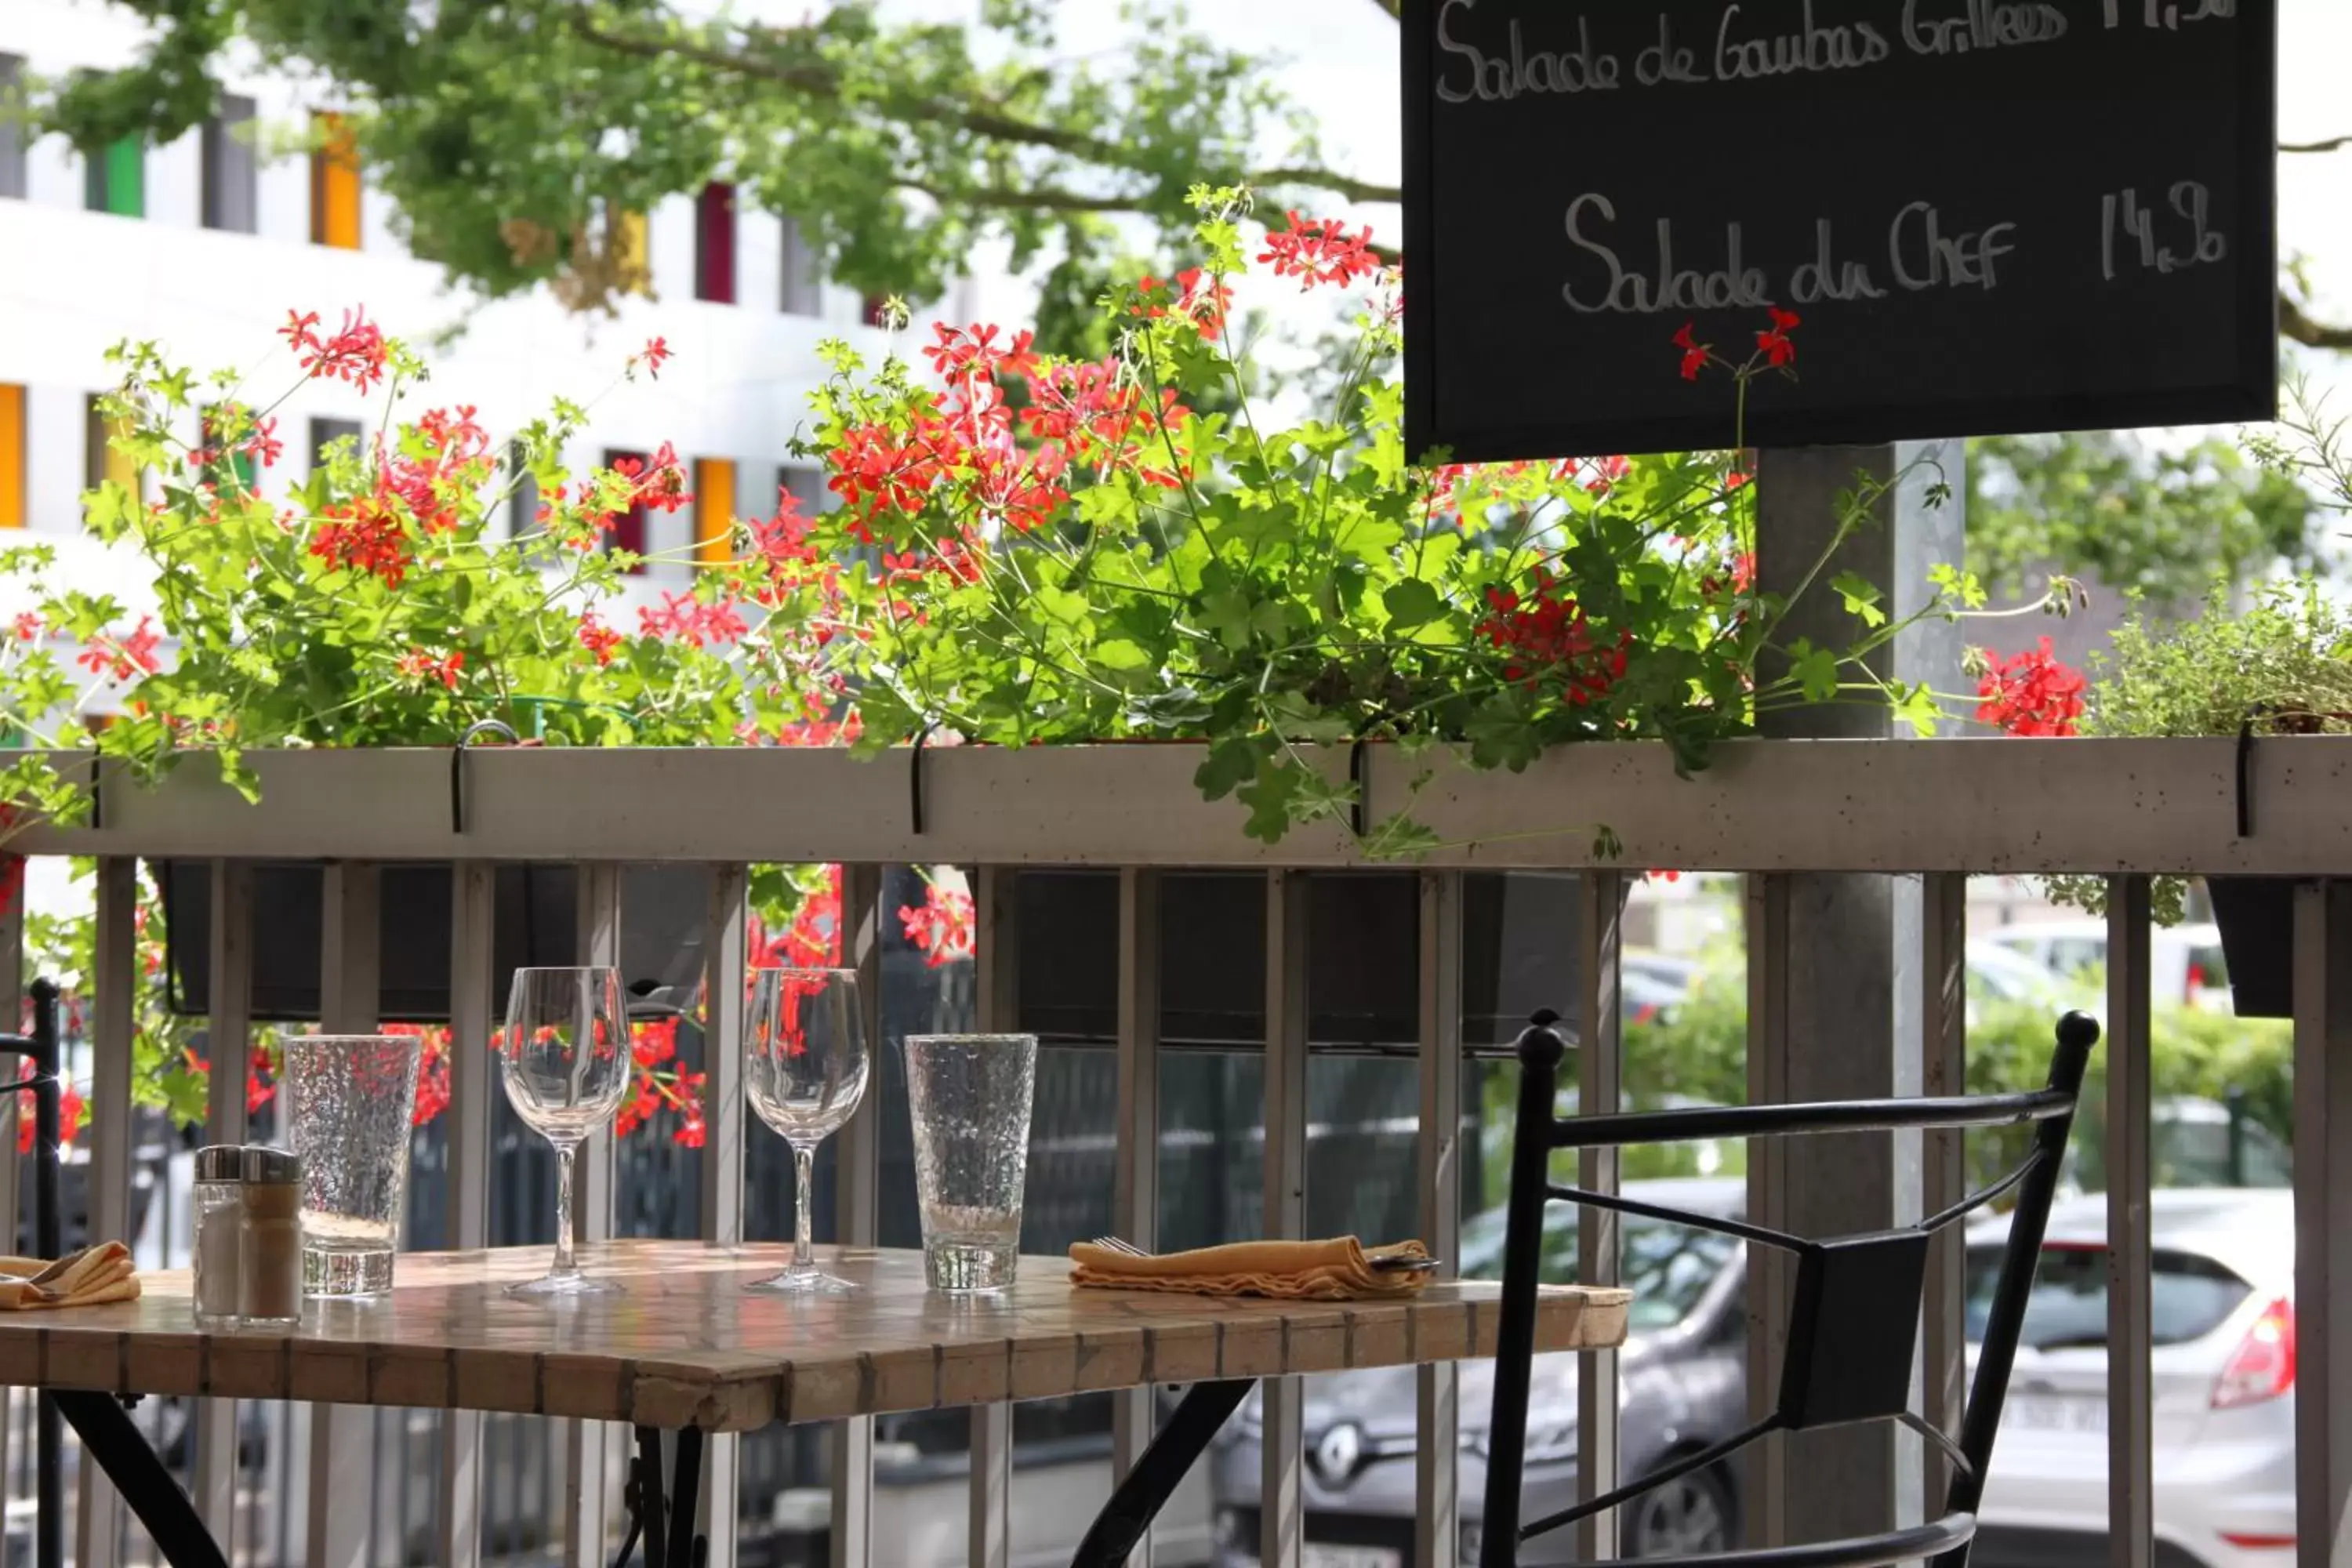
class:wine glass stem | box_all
[793,1144,815,1273]
[554,1144,579,1279]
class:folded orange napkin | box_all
[1068,1237,1434,1300]
[0,1242,140,1309]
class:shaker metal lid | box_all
[194,1145,245,1182]
[239,1145,302,1184]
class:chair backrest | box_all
[1478,1007,2100,1568]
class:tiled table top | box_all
[0,1242,1630,1432]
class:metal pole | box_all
[1112,867,1162,1568]
[831,866,882,1568]
[441,862,495,1568]
[1577,870,1624,1563]
[699,864,748,1568]
[969,866,1017,1568]
[2104,876,2154,1568]
[1413,870,1462,1568]
[29,978,60,1568]
[1259,870,1309,1568]
[310,862,381,1568]
[195,862,252,1551]
[2293,880,2352,1568]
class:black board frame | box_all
[1400,0,2280,464]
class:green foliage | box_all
[2044,577,2352,920]
[1610,954,2294,1194]
[1965,431,2319,610]
[775,197,1980,848]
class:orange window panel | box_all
[695,459,736,565]
[310,112,361,250]
[612,210,652,296]
[0,386,22,529]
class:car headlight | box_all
[1464,1410,1577,1465]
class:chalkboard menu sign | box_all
[1401,0,2278,462]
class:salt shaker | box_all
[191,1145,245,1329]
[238,1146,304,1327]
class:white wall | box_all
[0,0,912,606]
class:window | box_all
[85,395,136,504]
[1963,1243,2252,1349]
[695,183,736,303]
[0,385,23,528]
[309,417,362,473]
[779,217,822,315]
[693,459,735,566]
[85,135,144,218]
[611,209,652,298]
[506,442,539,537]
[0,56,25,201]
[310,112,361,249]
[201,96,258,234]
[602,449,648,569]
[780,465,828,517]
[1458,1203,1737,1333]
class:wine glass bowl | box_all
[499,966,631,1298]
[745,967,869,1293]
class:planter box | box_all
[157,861,713,1022]
[1014,869,1597,1049]
[2205,875,2294,1020]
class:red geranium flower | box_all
[1974,637,2085,737]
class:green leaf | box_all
[1831,572,1888,628]
[1092,638,1153,671]
[1381,579,1445,631]
[1788,639,1838,702]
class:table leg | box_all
[49,1392,227,1568]
[619,1426,709,1568]
[1069,1379,1254,1568]
[668,1428,703,1567]
[637,1426,669,1568]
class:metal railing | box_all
[0,736,2343,1568]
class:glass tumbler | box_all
[902,1033,1037,1292]
[280,1033,422,1297]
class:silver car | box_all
[1207,1178,1748,1567]
[1971,1189,2296,1568]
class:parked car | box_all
[1969,1189,2296,1568]
[1207,1178,1748,1567]
[1981,920,2234,1013]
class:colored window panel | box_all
[0,385,23,528]
[695,183,737,304]
[694,459,736,565]
[310,112,361,249]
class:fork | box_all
[1089,1236,1441,1272]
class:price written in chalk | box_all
[2100,182,2227,280]
[2103,0,2234,27]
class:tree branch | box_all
[1248,166,1401,203]
[2282,135,2352,154]
[2281,292,2352,351]
[1367,0,1403,16]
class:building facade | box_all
[0,0,925,608]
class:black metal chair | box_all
[1479,1006,2100,1568]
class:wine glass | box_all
[499,966,632,1297]
[746,967,870,1294]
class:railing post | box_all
[1916,871,1968,1511]
[309,861,381,1568]
[969,866,1018,1568]
[0,848,18,1531]
[2103,875,2154,1568]
[75,856,134,1568]
[2295,880,2352,1568]
[699,863,749,1568]
[1577,869,1624,1563]
[831,864,884,1568]
[440,861,496,1568]
[1741,873,1790,1549]
[195,861,253,1552]
[1112,867,1162,1567]
[568,862,622,1566]
[1414,869,1463,1568]
[1259,869,1309,1568]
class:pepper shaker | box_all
[191,1145,245,1329]
[238,1147,304,1327]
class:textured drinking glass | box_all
[744,968,869,1293]
[499,967,631,1297]
[280,1034,421,1298]
[903,1033,1036,1292]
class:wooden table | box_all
[12,1241,1631,1568]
